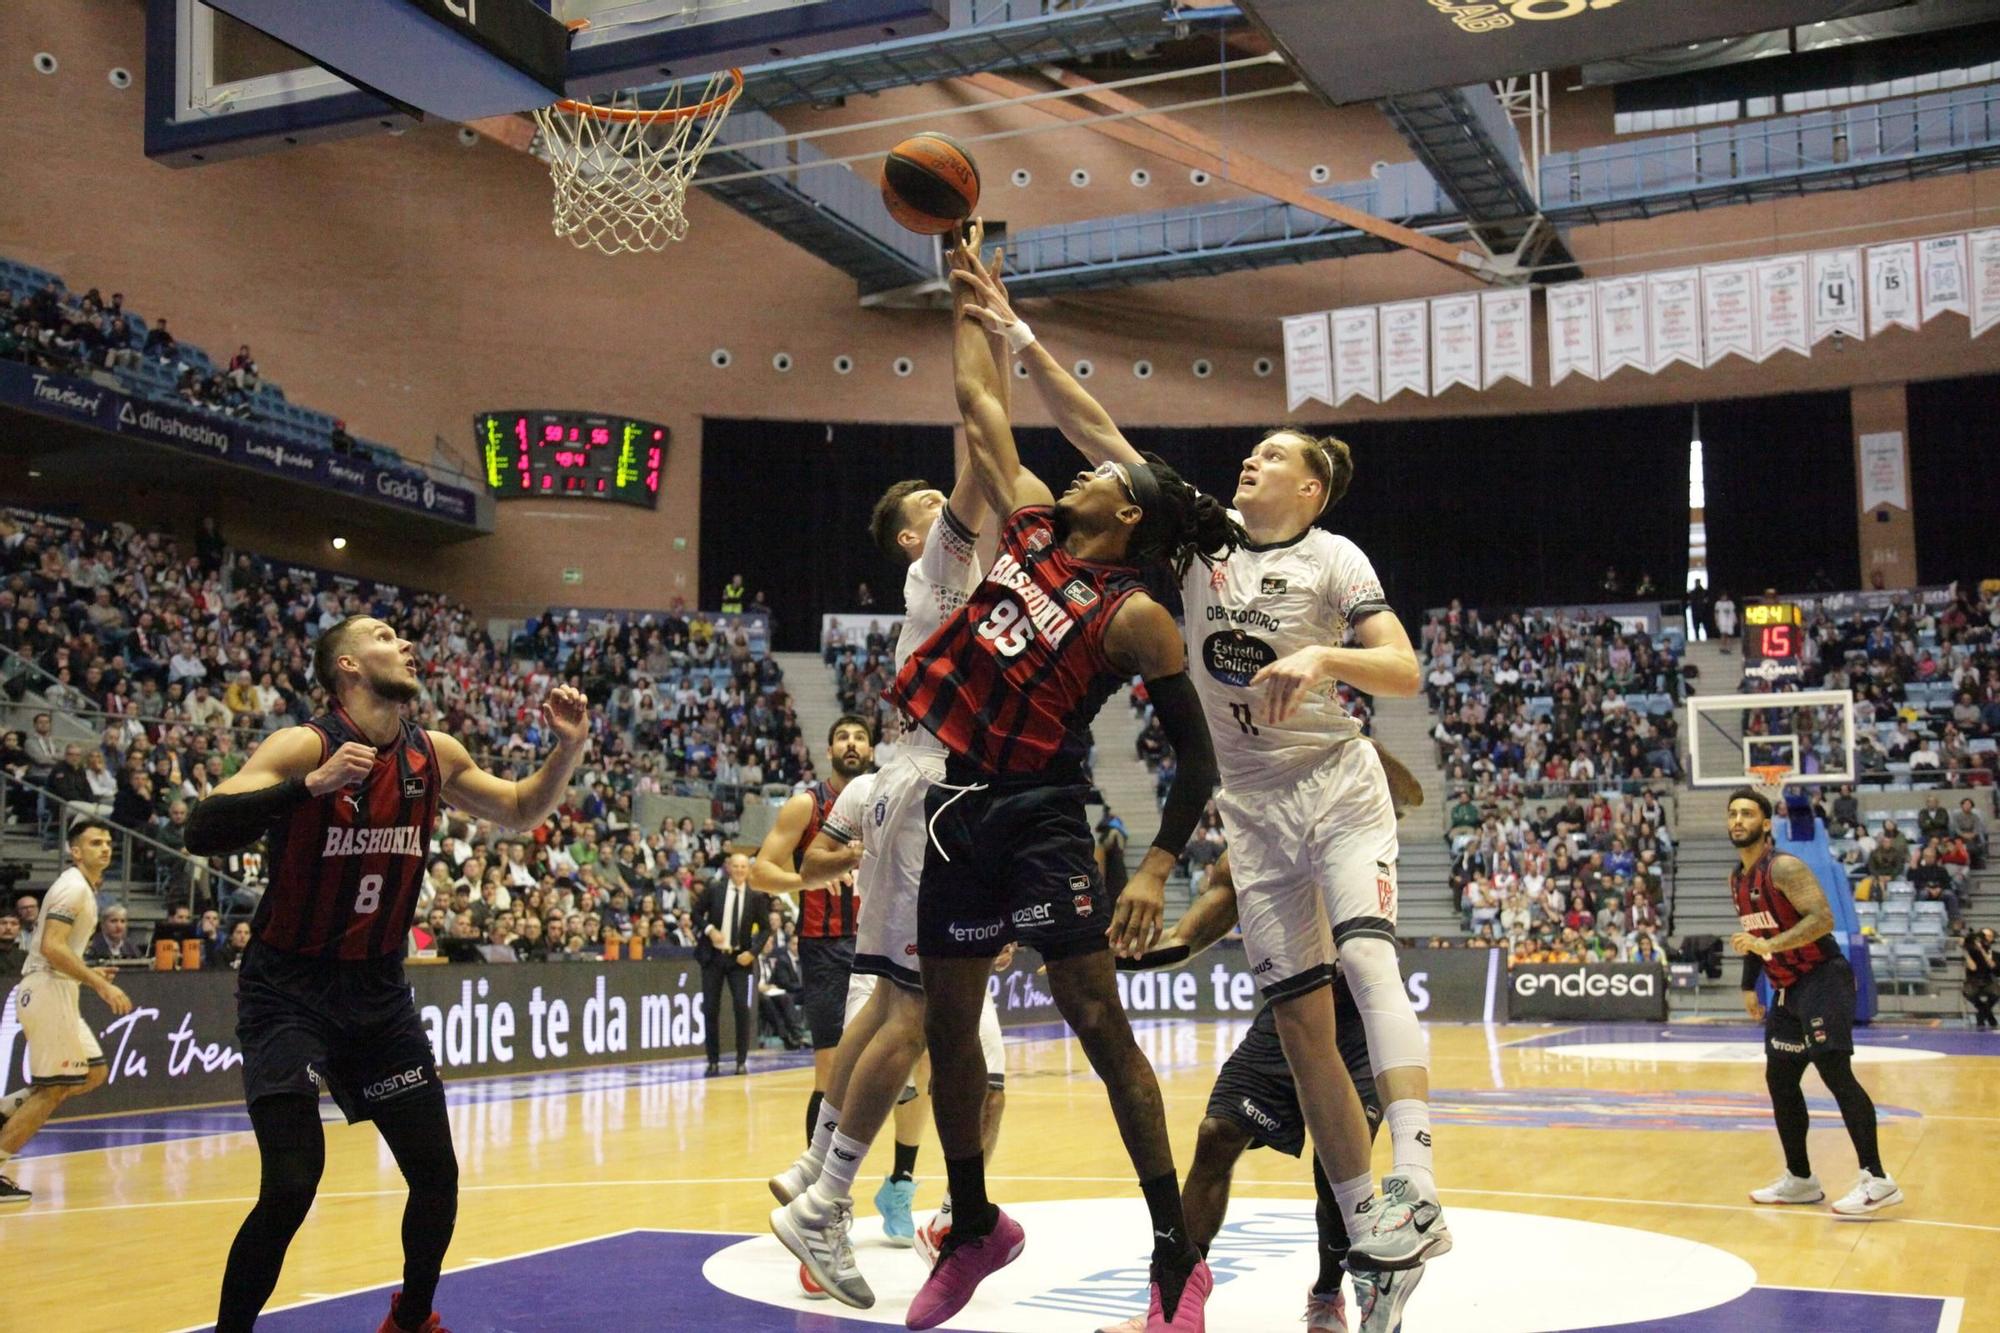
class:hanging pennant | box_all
[1810,249,1864,344]
[1701,262,1758,365]
[1481,289,1532,388]
[1378,300,1430,399]
[1282,312,1334,412]
[1755,255,1809,360]
[1920,234,1969,324]
[1647,268,1702,371]
[1969,228,2000,338]
[1545,281,1599,385]
[1865,243,1918,335]
[1596,276,1649,377]
[1430,294,1480,395]
[1330,306,1380,406]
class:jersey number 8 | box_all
[976,599,1033,659]
[355,873,384,915]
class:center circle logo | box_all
[701,1198,1754,1331]
[1202,630,1276,688]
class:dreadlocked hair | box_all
[1131,452,1246,579]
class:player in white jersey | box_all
[768,230,1013,1308]
[0,820,134,1204]
[952,247,1450,1272]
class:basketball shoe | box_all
[1748,1171,1825,1205]
[905,1208,1025,1330]
[914,1205,951,1268]
[376,1293,449,1333]
[771,1192,874,1309]
[1830,1172,1903,1218]
[1345,1175,1451,1271]
[1144,1257,1211,1332]
[875,1176,917,1246]
[770,1156,820,1206]
[1305,1285,1349,1332]
[0,1174,29,1206]
[1354,1264,1424,1333]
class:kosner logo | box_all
[30,373,103,417]
[1513,968,1658,999]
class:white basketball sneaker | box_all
[1830,1173,1903,1218]
[1306,1284,1350,1331]
[770,1193,875,1309]
[1748,1171,1825,1205]
[1346,1175,1452,1271]
[1354,1265,1424,1333]
[769,1155,819,1206]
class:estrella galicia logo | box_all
[873,798,888,829]
[1260,576,1288,595]
[1202,629,1276,688]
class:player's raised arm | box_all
[185,726,374,854]
[950,243,1051,517]
[1250,606,1422,726]
[428,684,591,831]
[952,241,1143,472]
[752,789,856,894]
[1101,592,1220,958]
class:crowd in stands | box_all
[0,511,815,982]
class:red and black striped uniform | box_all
[1732,844,1840,987]
[888,506,1142,776]
[793,780,856,939]
[254,706,440,961]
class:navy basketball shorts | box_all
[917,774,1109,964]
[1765,954,1857,1060]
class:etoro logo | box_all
[948,920,1004,943]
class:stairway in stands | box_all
[771,653,853,774]
[1372,693,1463,939]
[1679,633,1747,830]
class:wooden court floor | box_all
[3,1019,1994,1332]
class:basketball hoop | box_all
[1747,764,1793,792]
[530,68,744,255]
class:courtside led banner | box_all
[1240,0,1908,104]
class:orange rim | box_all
[551,68,744,122]
[1748,765,1792,788]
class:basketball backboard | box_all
[1685,689,1856,789]
[145,0,949,165]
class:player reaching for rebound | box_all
[952,248,1447,1271]
[186,616,591,1333]
[1728,789,1903,1217]
[886,235,1239,1333]
[751,715,876,1141]
[768,230,1010,1305]
[0,820,133,1205]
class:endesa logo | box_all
[1512,969,1658,999]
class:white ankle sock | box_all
[0,1089,30,1119]
[1384,1099,1436,1196]
[804,1101,841,1172]
[815,1130,869,1203]
[1334,1171,1374,1240]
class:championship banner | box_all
[1545,281,1599,385]
[1701,262,1758,365]
[1858,431,1908,513]
[4,962,715,1119]
[1920,234,1969,324]
[1970,228,2000,338]
[1331,306,1381,405]
[1378,300,1431,400]
[1866,242,1918,335]
[1429,294,1481,396]
[1281,312,1334,412]
[1754,255,1810,360]
[1480,288,1532,388]
[993,941,1504,1028]
[1506,962,1668,1022]
[1595,276,1649,378]
[1810,249,1865,345]
[1646,268,1702,371]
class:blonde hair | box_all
[1262,430,1353,515]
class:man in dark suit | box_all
[695,852,771,1075]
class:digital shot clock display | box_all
[1742,601,1805,681]
[477,411,666,508]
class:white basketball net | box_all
[531,69,743,256]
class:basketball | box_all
[880,132,981,234]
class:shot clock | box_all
[477,411,667,509]
[1742,602,1805,682]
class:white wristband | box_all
[1002,320,1037,356]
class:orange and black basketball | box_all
[880,132,981,235]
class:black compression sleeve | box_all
[1147,672,1218,858]
[1741,951,1764,991]
[185,778,311,855]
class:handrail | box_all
[0,769,249,913]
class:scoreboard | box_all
[1742,602,1805,681]
[477,411,667,508]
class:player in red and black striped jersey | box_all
[187,615,591,1333]
[751,715,876,1138]
[896,236,1243,1333]
[1727,789,1903,1218]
